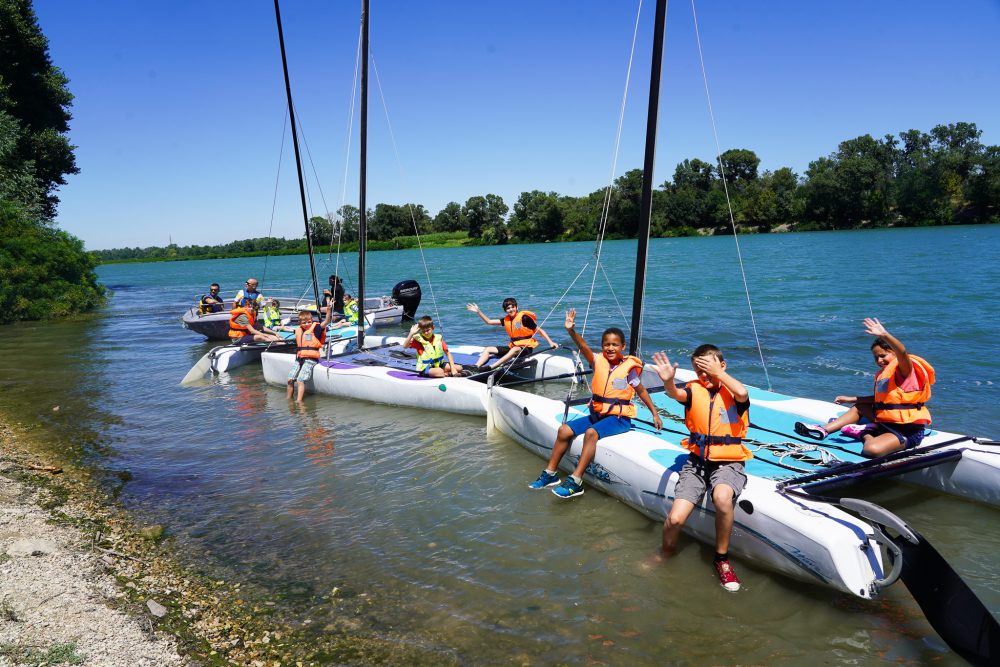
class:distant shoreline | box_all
[92,220,990,265]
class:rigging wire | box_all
[370,53,444,331]
[260,106,290,291]
[690,0,772,390]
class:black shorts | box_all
[495,345,536,359]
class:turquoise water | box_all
[1,226,998,664]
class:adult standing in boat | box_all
[794,317,934,457]
[228,300,282,345]
[527,308,660,498]
[287,306,334,402]
[234,278,265,308]
[321,274,345,316]
[466,298,558,370]
[198,283,225,313]
[651,345,752,592]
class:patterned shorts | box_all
[288,358,318,382]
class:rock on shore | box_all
[0,470,187,666]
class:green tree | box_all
[308,215,333,246]
[718,148,760,187]
[0,0,78,219]
[508,190,562,243]
[463,194,508,243]
[334,204,359,242]
[432,201,464,232]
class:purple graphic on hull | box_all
[387,370,425,381]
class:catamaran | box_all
[484,0,998,663]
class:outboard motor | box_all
[392,279,422,321]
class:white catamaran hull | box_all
[261,337,578,416]
[209,320,374,375]
[487,385,886,598]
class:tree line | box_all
[1,0,105,323]
[95,120,998,262]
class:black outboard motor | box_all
[392,279,422,321]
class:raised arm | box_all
[863,317,912,378]
[651,352,689,404]
[563,308,594,365]
[404,323,419,347]
[694,355,749,403]
[467,303,502,326]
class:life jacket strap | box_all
[874,401,924,410]
[591,395,632,406]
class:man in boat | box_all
[228,299,283,346]
[198,283,225,313]
[466,298,558,370]
[287,306,335,402]
[794,317,934,457]
[651,346,752,592]
[527,308,660,498]
[404,316,464,378]
[320,274,345,317]
[234,278,265,308]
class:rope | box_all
[689,0,771,390]
[260,106,289,290]
[370,53,444,331]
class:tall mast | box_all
[628,0,668,355]
[358,0,369,348]
[272,0,320,306]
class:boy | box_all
[651,345,752,592]
[331,294,361,329]
[794,317,934,457]
[527,308,661,499]
[287,306,334,402]
[228,299,282,345]
[404,316,463,377]
[466,298,557,370]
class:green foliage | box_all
[0,641,86,665]
[0,201,106,322]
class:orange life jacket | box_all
[589,354,643,418]
[873,354,934,425]
[682,381,752,462]
[503,310,539,349]
[228,306,256,339]
[295,322,323,359]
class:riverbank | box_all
[0,416,306,666]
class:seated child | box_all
[405,316,464,378]
[652,345,751,592]
[527,308,661,499]
[794,317,934,458]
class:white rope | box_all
[370,53,445,332]
[259,106,289,290]
[581,0,645,337]
[690,0,771,390]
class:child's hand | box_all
[466,303,480,313]
[409,323,419,336]
[863,317,888,337]
[651,352,677,383]
[834,395,857,405]
[693,354,724,379]
[652,412,663,431]
[564,308,576,329]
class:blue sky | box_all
[33,0,1000,250]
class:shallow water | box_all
[1,226,998,664]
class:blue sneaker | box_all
[552,477,584,499]
[528,470,560,490]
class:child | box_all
[404,316,463,378]
[527,308,661,499]
[287,306,334,402]
[330,294,361,329]
[651,345,752,592]
[228,299,282,345]
[466,298,558,370]
[794,317,934,457]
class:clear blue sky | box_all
[33,0,1000,251]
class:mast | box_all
[273,0,321,306]
[628,0,668,355]
[358,0,369,348]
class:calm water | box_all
[1,226,998,665]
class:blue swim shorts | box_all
[564,412,632,440]
[288,358,318,382]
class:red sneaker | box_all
[715,559,741,591]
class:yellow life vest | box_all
[415,333,445,372]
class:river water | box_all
[1,226,997,665]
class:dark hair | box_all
[502,297,518,309]
[417,315,434,330]
[328,274,341,285]
[601,327,626,345]
[691,343,723,362]
[210,283,220,290]
[870,337,893,352]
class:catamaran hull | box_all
[487,386,886,598]
[261,337,578,416]
[181,307,231,340]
